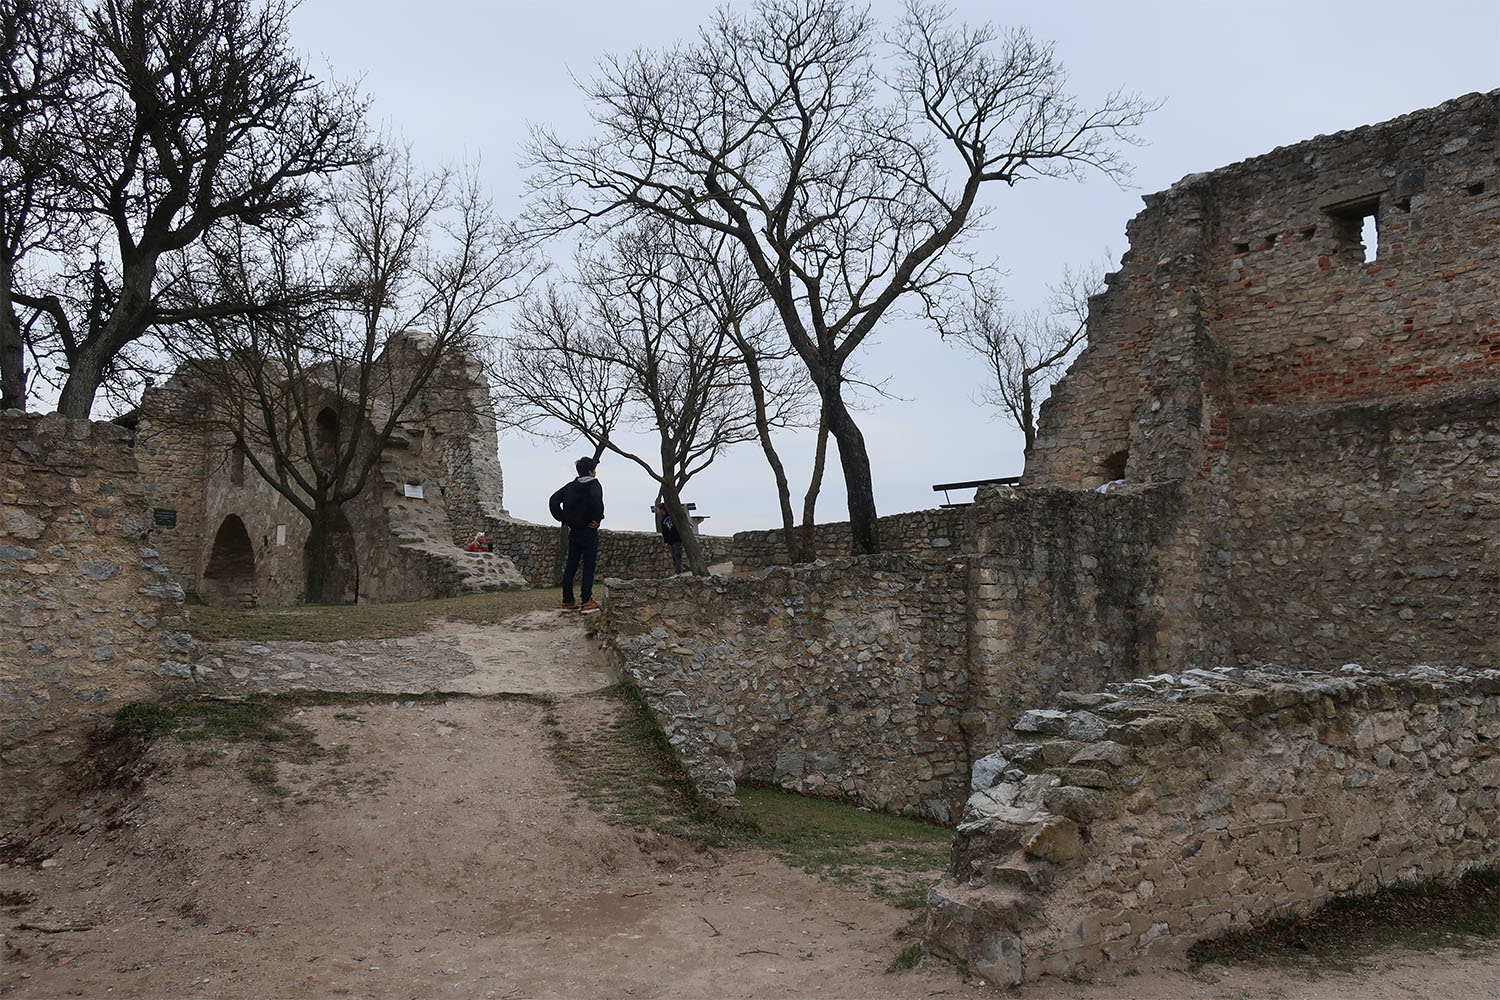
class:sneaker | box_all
[579,599,601,614]
[561,600,577,611]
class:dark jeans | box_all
[668,541,684,574]
[563,525,598,603]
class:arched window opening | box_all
[201,514,256,608]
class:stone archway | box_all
[202,514,256,608]
[321,510,359,604]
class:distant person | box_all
[465,532,491,552]
[655,501,684,575]
[549,456,604,613]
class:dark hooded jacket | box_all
[549,476,604,529]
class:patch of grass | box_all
[551,686,953,905]
[735,786,951,907]
[551,686,736,846]
[1189,868,1500,969]
[187,587,565,642]
[887,942,923,972]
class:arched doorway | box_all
[202,514,256,608]
[321,510,359,604]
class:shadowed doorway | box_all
[202,514,256,607]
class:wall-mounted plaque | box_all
[153,508,177,527]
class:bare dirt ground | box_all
[3,612,1496,999]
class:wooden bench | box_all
[931,476,1022,507]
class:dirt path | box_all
[2,613,1496,999]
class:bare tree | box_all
[499,221,776,575]
[673,227,824,562]
[526,0,1153,554]
[951,262,1104,453]
[5,0,369,417]
[0,0,80,410]
[493,285,631,584]
[171,148,525,602]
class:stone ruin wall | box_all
[481,515,734,589]
[1029,89,1497,488]
[926,664,1500,985]
[923,91,1500,984]
[1025,90,1499,672]
[1218,386,1497,670]
[599,554,972,821]
[1,412,192,832]
[964,485,1191,749]
[133,344,527,607]
[597,488,1193,821]
[729,506,969,572]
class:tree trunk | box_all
[0,285,24,410]
[1020,375,1036,454]
[662,487,708,576]
[55,343,105,418]
[818,385,879,554]
[302,500,337,604]
[798,407,830,562]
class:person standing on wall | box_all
[655,501,684,575]
[549,456,604,613]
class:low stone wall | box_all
[1,412,192,833]
[925,663,1500,986]
[730,506,969,570]
[598,555,972,822]
[483,515,731,588]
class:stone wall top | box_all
[927,660,1500,985]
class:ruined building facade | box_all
[598,92,1498,984]
[1025,89,1497,672]
[130,334,525,607]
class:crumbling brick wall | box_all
[1029,90,1497,489]
[1024,91,1499,671]
[1,412,191,832]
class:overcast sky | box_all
[284,0,1497,535]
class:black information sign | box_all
[153,508,177,527]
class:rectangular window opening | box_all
[1233,241,1250,255]
[1359,213,1379,263]
[1324,196,1382,264]
[1467,180,1486,196]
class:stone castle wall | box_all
[482,515,733,588]
[1023,92,1499,673]
[729,506,969,570]
[926,663,1500,985]
[598,555,972,821]
[1,412,192,832]
[963,485,1193,747]
[134,340,526,606]
[1216,385,1497,669]
[596,486,1192,821]
[1028,90,1498,490]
